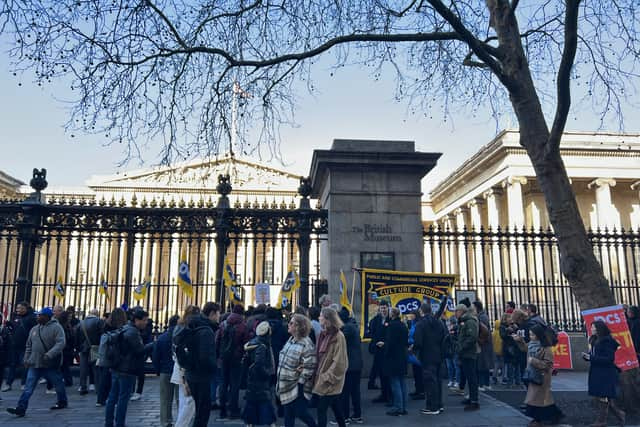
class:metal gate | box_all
[0,170,327,327]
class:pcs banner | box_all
[582,305,639,371]
[360,268,456,341]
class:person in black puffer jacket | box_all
[184,311,217,427]
[242,321,276,427]
[338,307,363,423]
[2,302,36,391]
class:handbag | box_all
[37,327,62,369]
[80,321,100,363]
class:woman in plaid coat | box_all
[276,314,317,427]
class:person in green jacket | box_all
[455,304,479,411]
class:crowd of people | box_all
[0,296,637,427]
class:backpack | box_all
[478,321,490,345]
[97,328,124,368]
[219,322,237,361]
[173,325,206,370]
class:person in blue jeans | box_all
[383,307,408,416]
[2,302,37,392]
[6,307,67,417]
[105,308,148,427]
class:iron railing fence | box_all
[0,171,327,329]
[424,225,640,331]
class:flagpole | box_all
[350,268,356,308]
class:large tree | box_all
[2,0,640,403]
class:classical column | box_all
[483,188,503,301]
[454,207,469,288]
[631,182,640,231]
[503,177,527,231]
[588,178,618,231]
[467,197,485,293]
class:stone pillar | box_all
[454,207,469,288]
[588,178,618,231]
[503,177,527,231]
[309,139,440,319]
[484,188,503,298]
[632,182,640,231]
[467,197,486,293]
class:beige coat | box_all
[524,346,555,407]
[312,331,348,396]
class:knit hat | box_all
[256,321,271,336]
[455,304,468,312]
[232,304,244,315]
[36,307,53,317]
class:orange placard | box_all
[582,305,640,371]
[552,331,573,369]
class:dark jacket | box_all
[383,318,408,377]
[588,335,620,398]
[499,322,519,363]
[11,310,37,350]
[341,318,363,373]
[152,326,175,375]
[0,324,10,365]
[456,311,479,359]
[268,318,288,377]
[77,315,104,352]
[628,316,640,354]
[243,334,274,401]
[113,322,145,375]
[216,312,250,362]
[413,314,446,365]
[368,313,389,354]
[185,314,217,382]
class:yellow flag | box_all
[53,276,65,300]
[223,259,242,305]
[339,270,352,313]
[99,274,110,300]
[133,278,150,301]
[177,249,194,297]
[275,266,300,309]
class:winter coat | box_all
[61,323,76,366]
[24,318,66,368]
[476,311,494,371]
[0,324,10,365]
[113,322,145,375]
[152,326,175,375]
[524,345,555,407]
[77,315,104,353]
[383,318,408,377]
[500,322,519,363]
[413,314,446,365]
[492,320,503,357]
[268,318,288,370]
[216,312,251,362]
[341,318,363,373]
[368,314,389,354]
[313,329,348,396]
[588,335,620,398]
[456,312,479,360]
[243,335,275,402]
[184,314,217,383]
[628,317,640,355]
[277,336,316,405]
[11,310,37,351]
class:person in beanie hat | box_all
[242,321,277,427]
[6,307,67,417]
[455,303,480,411]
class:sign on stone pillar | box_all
[309,139,440,320]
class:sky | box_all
[1,39,638,194]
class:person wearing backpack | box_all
[455,304,480,411]
[6,307,67,417]
[242,321,277,427]
[473,300,494,391]
[104,308,148,427]
[216,304,251,420]
[77,308,104,395]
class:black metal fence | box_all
[0,171,327,327]
[424,225,640,331]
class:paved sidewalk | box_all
[0,376,530,426]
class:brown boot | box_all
[590,399,609,427]
[609,400,626,426]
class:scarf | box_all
[528,339,542,359]
[316,327,337,367]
